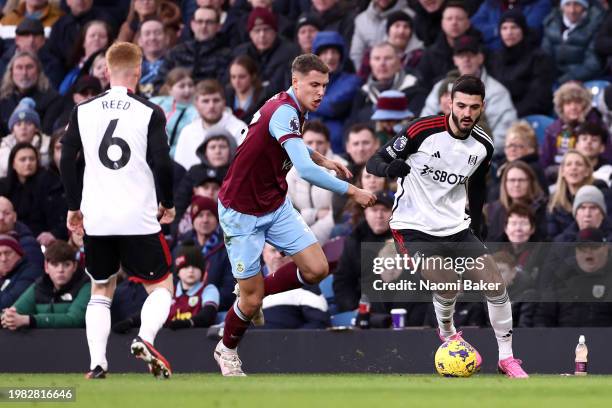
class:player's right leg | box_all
[119,234,174,379]
[82,235,120,379]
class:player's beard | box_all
[451,110,481,135]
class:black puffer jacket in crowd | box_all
[488,36,554,117]
[158,35,232,86]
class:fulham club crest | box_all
[468,155,478,166]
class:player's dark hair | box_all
[45,240,77,264]
[345,123,376,142]
[303,120,330,141]
[451,75,485,100]
[291,54,329,75]
[576,122,608,144]
[195,79,225,99]
[504,203,536,229]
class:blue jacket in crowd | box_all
[310,31,362,153]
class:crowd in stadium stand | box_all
[1,0,612,332]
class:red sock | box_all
[264,262,305,296]
[222,304,250,349]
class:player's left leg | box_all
[460,232,528,378]
[120,233,174,379]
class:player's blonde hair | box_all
[105,42,142,74]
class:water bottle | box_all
[574,335,588,376]
[355,294,371,329]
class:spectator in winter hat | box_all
[370,89,414,145]
[232,7,299,95]
[0,233,41,310]
[542,0,605,83]
[0,97,50,177]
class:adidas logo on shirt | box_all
[431,151,441,158]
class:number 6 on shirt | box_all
[98,118,131,170]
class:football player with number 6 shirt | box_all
[214,54,376,376]
[367,75,528,378]
[60,42,175,380]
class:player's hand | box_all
[157,205,176,224]
[348,185,377,208]
[66,210,84,235]
[386,160,411,178]
[322,158,353,180]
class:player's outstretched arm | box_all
[283,138,376,207]
[309,149,353,179]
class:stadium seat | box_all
[319,274,334,302]
[322,236,346,272]
[330,310,357,327]
[522,115,555,145]
[584,80,611,108]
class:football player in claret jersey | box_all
[367,75,529,378]
[214,54,376,376]
[60,43,175,379]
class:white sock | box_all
[487,291,514,360]
[137,287,172,345]
[86,295,112,371]
[433,293,457,339]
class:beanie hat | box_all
[0,234,24,257]
[498,8,528,34]
[560,0,589,9]
[296,12,322,33]
[175,244,205,272]
[386,11,413,33]
[8,97,40,131]
[371,90,414,121]
[573,185,607,217]
[190,195,218,222]
[247,7,278,33]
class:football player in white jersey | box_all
[367,75,528,378]
[60,42,175,379]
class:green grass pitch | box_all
[1,374,611,408]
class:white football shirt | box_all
[63,86,170,235]
[378,115,494,236]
